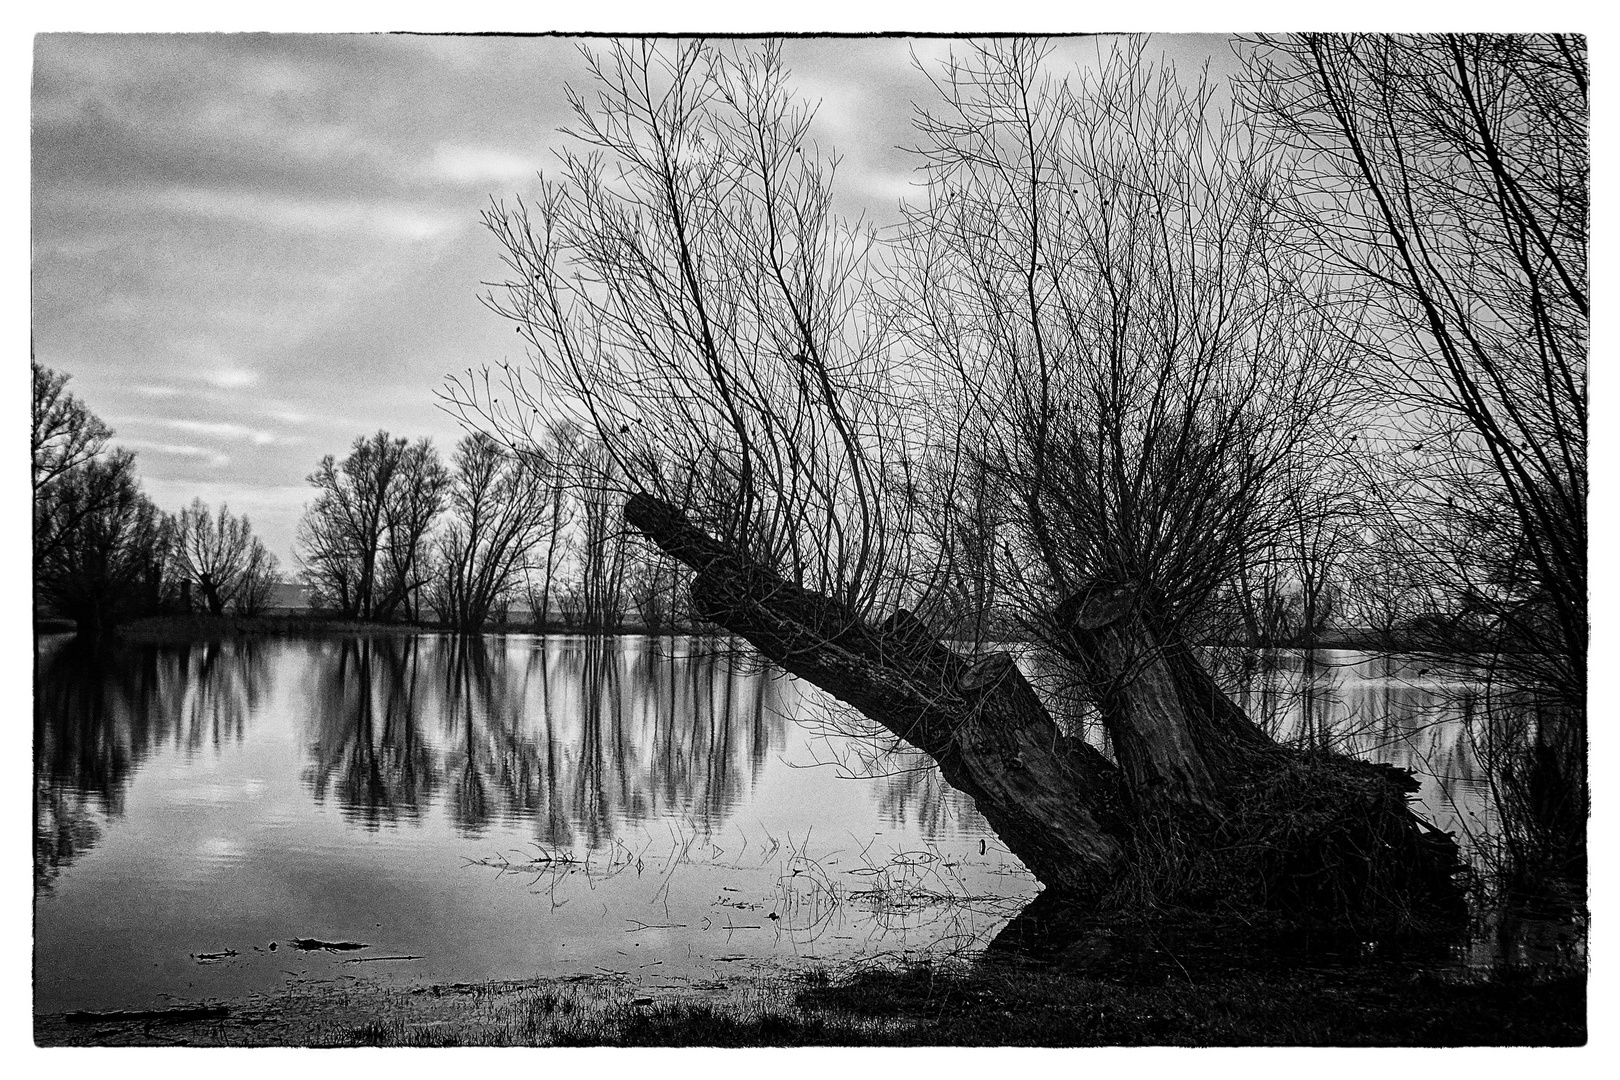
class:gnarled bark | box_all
[627,492,1125,897]
[1055,581,1279,816]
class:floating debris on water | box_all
[288,938,369,952]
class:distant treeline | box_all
[32,362,280,637]
[292,422,690,633]
[30,365,687,637]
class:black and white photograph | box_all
[26,12,1591,1050]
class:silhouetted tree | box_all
[571,443,633,630]
[297,431,449,621]
[453,37,1464,928]
[36,453,169,637]
[523,421,578,628]
[32,362,111,498]
[33,361,123,590]
[450,39,913,620]
[167,499,279,616]
[431,432,559,631]
[1242,33,1587,891]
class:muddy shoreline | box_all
[36,954,1585,1047]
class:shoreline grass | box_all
[35,952,1585,1048]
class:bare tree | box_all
[35,455,169,637]
[298,431,449,622]
[902,448,1009,648]
[445,38,917,620]
[33,361,171,634]
[459,37,1461,927]
[572,443,633,631]
[1241,33,1585,700]
[433,432,558,631]
[234,553,279,618]
[626,547,682,632]
[1277,457,1364,648]
[1340,518,1426,644]
[33,361,119,575]
[168,499,278,617]
[380,443,451,623]
[32,361,112,496]
[1241,33,1587,889]
[528,437,575,629]
[893,40,1361,808]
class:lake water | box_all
[33,634,1494,1014]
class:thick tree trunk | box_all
[1054,582,1280,814]
[199,573,225,617]
[626,493,1463,928]
[1057,583,1221,813]
[627,492,1126,898]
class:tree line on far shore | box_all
[31,360,679,636]
[296,422,680,633]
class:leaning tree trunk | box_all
[626,493,1463,928]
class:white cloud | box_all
[432,144,546,185]
[139,417,295,448]
[204,367,260,390]
[158,418,256,440]
[140,186,462,244]
[791,74,864,141]
[853,168,926,214]
[120,439,231,467]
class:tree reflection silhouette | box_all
[876,752,982,838]
[303,637,441,827]
[298,635,792,849]
[441,635,497,835]
[507,636,788,849]
[33,636,268,888]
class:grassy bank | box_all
[36,955,1584,1047]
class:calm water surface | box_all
[33,634,1490,1013]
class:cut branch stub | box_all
[959,651,1019,693]
[1056,580,1138,631]
[1055,579,1224,816]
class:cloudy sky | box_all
[31,32,1237,564]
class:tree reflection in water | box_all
[1225,650,1491,837]
[303,637,441,827]
[37,635,1490,899]
[33,635,269,888]
[37,635,1513,977]
[875,752,982,838]
[298,635,791,848]
[863,647,1489,851]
